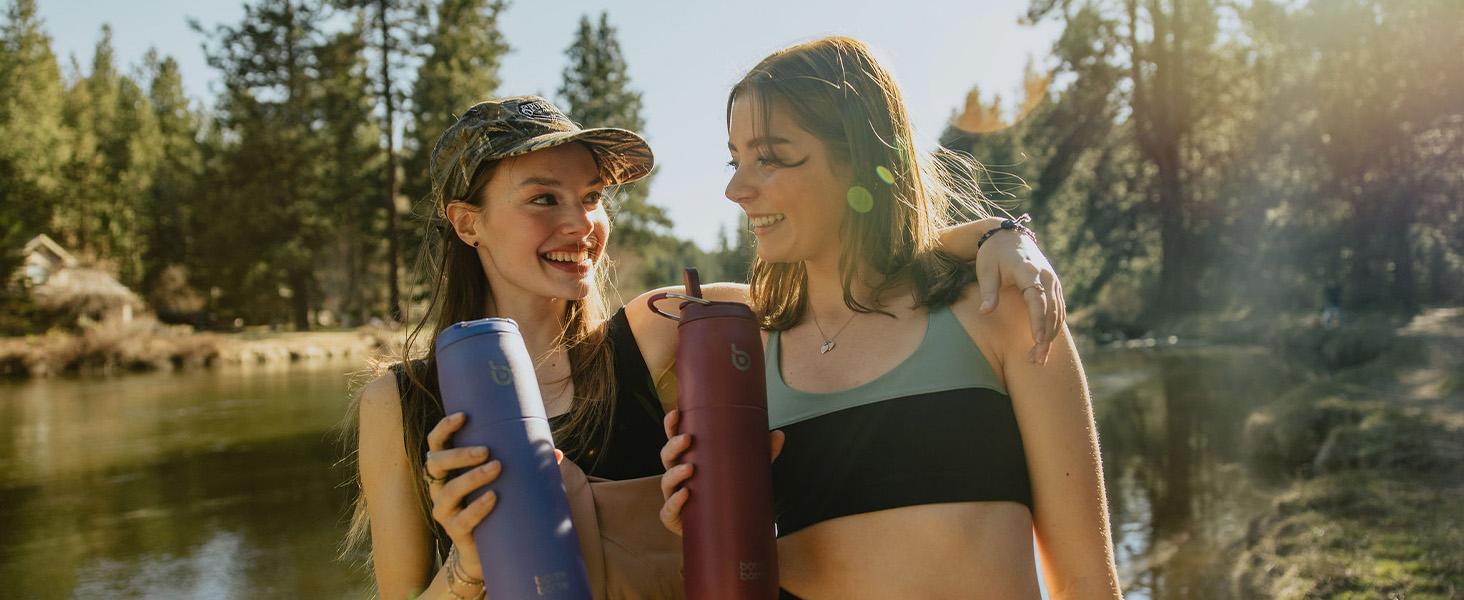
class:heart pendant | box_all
[820,340,835,354]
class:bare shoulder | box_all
[361,372,402,417]
[700,282,751,304]
[624,282,749,316]
[359,371,405,451]
[356,369,435,596]
[624,282,752,370]
[948,284,1031,373]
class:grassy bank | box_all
[0,316,395,377]
[1234,308,1464,599]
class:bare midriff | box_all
[776,501,1042,599]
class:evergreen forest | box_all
[1,0,1460,336]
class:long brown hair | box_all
[732,36,990,329]
[341,153,618,576]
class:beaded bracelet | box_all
[975,213,1038,251]
[446,546,485,600]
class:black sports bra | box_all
[394,307,666,481]
[765,305,1032,536]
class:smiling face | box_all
[447,142,609,304]
[725,94,851,266]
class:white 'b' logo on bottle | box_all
[730,344,752,371]
[488,360,513,385]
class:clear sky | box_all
[35,0,1062,249]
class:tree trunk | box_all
[1156,157,1198,316]
[1384,191,1419,314]
[291,267,311,331]
[378,0,403,324]
[1129,0,1201,319]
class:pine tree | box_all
[194,0,331,329]
[402,0,508,208]
[399,0,508,313]
[314,18,385,326]
[1025,0,1251,319]
[332,0,428,323]
[716,216,756,284]
[139,49,204,306]
[558,12,670,249]
[55,24,162,286]
[0,0,69,283]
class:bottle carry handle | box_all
[647,292,711,321]
[646,268,709,321]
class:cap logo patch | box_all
[516,99,559,121]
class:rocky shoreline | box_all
[0,320,397,378]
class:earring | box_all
[472,241,479,247]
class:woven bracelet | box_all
[975,214,1038,250]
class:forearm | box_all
[1046,575,1124,600]
[936,216,1004,261]
[1002,321,1120,597]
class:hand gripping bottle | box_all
[435,318,592,600]
[649,269,778,600]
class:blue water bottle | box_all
[435,318,592,599]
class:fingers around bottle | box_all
[769,430,786,463]
[662,409,680,441]
[441,460,502,504]
[660,462,693,501]
[659,432,691,471]
[447,489,498,550]
[426,446,488,478]
[660,487,688,537]
[433,460,501,526]
[426,412,466,452]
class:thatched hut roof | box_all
[20,235,143,314]
[30,267,144,313]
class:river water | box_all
[0,346,1289,598]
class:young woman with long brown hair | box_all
[659,37,1122,599]
[345,93,1068,599]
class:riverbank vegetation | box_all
[1236,308,1464,598]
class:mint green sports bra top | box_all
[764,304,1033,536]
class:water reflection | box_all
[1088,347,1288,600]
[0,347,1290,598]
[0,360,370,599]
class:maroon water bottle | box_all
[649,269,778,600]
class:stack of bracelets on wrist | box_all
[446,546,485,600]
[975,213,1038,251]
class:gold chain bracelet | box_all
[445,546,485,600]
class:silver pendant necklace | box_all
[810,308,859,354]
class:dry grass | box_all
[1234,474,1464,599]
[1234,308,1464,599]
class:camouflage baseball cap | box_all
[429,95,654,215]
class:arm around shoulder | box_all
[938,216,1006,261]
[624,282,752,404]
